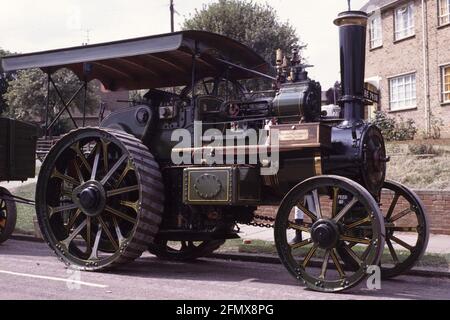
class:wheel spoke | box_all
[290,238,312,250]
[101,139,110,174]
[345,216,371,229]
[51,168,80,186]
[390,208,413,222]
[332,197,358,223]
[86,217,92,255]
[120,200,140,213]
[331,187,339,218]
[88,224,103,260]
[105,206,137,224]
[311,189,322,219]
[330,249,346,278]
[61,219,87,248]
[113,159,135,188]
[339,235,371,245]
[48,203,78,218]
[90,143,101,180]
[101,154,128,185]
[296,203,317,222]
[385,193,400,220]
[98,216,119,251]
[112,217,125,245]
[71,142,92,174]
[319,250,330,279]
[390,235,414,251]
[288,221,311,233]
[107,185,139,197]
[66,209,82,231]
[388,226,418,232]
[342,244,362,266]
[72,160,85,184]
[302,243,318,268]
[386,238,399,264]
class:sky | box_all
[0,0,369,89]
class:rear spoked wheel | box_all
[274,175,385,292]
[0,187,17,244]
[379,180,429,279]
[35,128,164,270]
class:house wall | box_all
[365,0,450,137]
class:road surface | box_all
[0,239,449,300]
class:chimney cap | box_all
[334,11,368,27]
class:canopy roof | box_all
[0,31,270,91]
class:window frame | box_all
[438,0,450,26]
[369,14,383,49]
[394,2,415,41]
[442,65,450,103]
[388,72,417,111]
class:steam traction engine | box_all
[0,8,429,292]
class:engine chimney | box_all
[334,10,368,125]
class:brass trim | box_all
[314,152,322,175]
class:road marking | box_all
[0,269,108,288]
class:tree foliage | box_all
[0,48,14,115]
[5,68,100,127]
[182,0,300,66]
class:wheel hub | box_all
[72,181,106,217]
[311,219,339,249]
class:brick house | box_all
[361,0,450,137]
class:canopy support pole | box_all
[82,80,87,127]
[46,76,81,134]
[44,73,51,138]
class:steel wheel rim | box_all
[275,176,385,292]
[380,180,429,278]
[36,129,145,269]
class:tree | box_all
[5,68,100,132]
[183,0,300,69]
[0,48,14,115]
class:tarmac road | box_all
[0,239,449,300]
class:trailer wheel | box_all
[0,187,17,244]
[274,175,385,293]
[35,128,164,270]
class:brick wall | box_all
[255,189,450,235]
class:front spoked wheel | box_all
[274,175,385,292]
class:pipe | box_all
[422,0,431,136]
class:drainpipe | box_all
[422,0,431,135]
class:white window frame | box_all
[439,0,450,26]
[369,15,383,48]
[394,2,415,41]
[442,65,450,103]
[389,73,417,111]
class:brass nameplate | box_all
[278,129,309,141]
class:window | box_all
[442,66,450,103]
[369,15,383,48]
[394,3,414,40]
[439,0,450,26]
[389,73,416,111]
